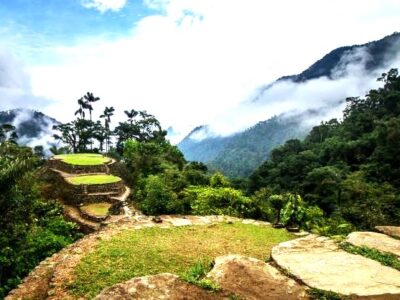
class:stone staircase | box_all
[48,156,133,232]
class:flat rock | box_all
[94,273,226,300]
[207,255,309,300]
[163,216,193,227]
[375,226,400,239]
[347,231,400,258]
[272,234,400,299]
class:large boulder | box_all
[375,226,400,239]
[94,273,226,300]
[272,234,400,299]
[207,255,309,300]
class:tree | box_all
[0,124,18,143]
[75,98,87,119]
[83,92,100,122]
[268,195,285,225]
[115,109,167,152]
[100,106,115,152]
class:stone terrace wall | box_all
[47,159,108,174]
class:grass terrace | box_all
[67,174,121,185]
[69,222,294,298]
[80,203,111,216]
[54,153,111,165]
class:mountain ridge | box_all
[178,32,400,178]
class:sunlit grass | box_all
[69,223,294,298]
[67,174,121,185]
[80,203,111,216]
[54,153,110,165]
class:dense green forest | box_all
[250,69,400,229]
[1,70,400,297]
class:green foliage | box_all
[182,260,219,291]
[182,186,256,217]
[308,288,344,300]
[139,175,177,215]
[268,194,285,224]
[249,69,400,229]
[340,242,400,271]
[280,194,305,227]
[0,142,81,297]
[210,171,230,187]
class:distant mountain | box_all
[178,32,400,178]
[0,108,59,148]
[276,32,400,83]
[179,114,310,178]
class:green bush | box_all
[139,175,177,215]
[182,186,256,217]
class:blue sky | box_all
[0,0,154,63]
[0,0,399,143]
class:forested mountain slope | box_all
[178,32,400,178]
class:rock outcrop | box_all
[375,226,400,239]
[271,234,400,299]
[207,255,309,300]
[347,231,400,258]
[94,273,227,300]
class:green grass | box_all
[69,223,294,298]
[308,288,346,300]
[340,242,400,271]
[80,203,111,216]
[67,174,121,185]
[54,153,110,165]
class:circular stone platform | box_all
[53,153,111,165]
[67,174,121,185]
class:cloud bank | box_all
[202,45,400,138]
[0,48,51,111]
[3,0,398,143]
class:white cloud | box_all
[25,0,400,143]
[0,47,51,110]
[81,0,127,13]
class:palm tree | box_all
[84,92,100,122]
[75,98,86,119]
[124,109,138,124]
[100,106,115,152]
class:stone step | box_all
[271,234,400,299]
[346,231,400,258]
[94,273,227,300]
[206,255,309,299]
[375,226,400,239]
[63,204,101,233]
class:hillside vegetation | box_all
[250,69,400,230]
[2,69,400,298]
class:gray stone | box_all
[347,231,400,258]
[272,234,400,299]
[94,273,226,299]
[207,255,309,300]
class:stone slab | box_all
[94,273,226,299]
[272,234,400,299]
[375,226,400,239]
[207,255,309,300]
[347,231,400,258]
